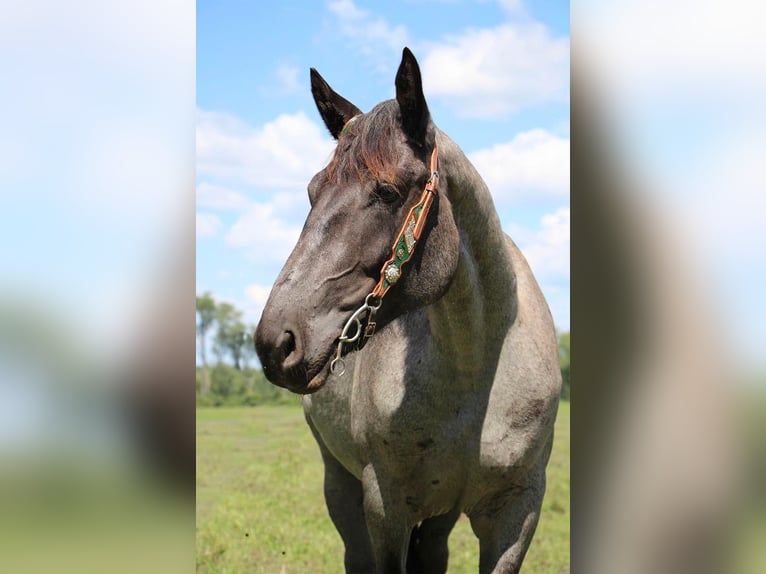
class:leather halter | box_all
[330,142,440,375]
[373,144,439,298]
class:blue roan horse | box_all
[256,48,562,574]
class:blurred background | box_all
[0,1,195,572]
[1,0,764,573]
[574,1,766,572]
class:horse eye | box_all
[375,184,401,204]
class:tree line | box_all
[196,292,570,405]
[196,292,297,406]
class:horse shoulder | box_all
[476,235,561,476]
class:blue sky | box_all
[196,0,571,343]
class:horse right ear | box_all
[395,47,430,148]
[310,68,362,140]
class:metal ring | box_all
[365,293,382,310]
[330,356,346,376]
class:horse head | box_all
[255,48,459,394]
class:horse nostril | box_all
[278,330,295,356]
[277,330,301,369]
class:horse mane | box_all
[324,101,409,189]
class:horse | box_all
[255,47,562,574]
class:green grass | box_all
[196,401,569,573]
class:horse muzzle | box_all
[254,318,334,394]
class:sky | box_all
[2,0,194,361]
[578,0,766,373]
[196,0,571,349]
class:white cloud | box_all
[246,284,272,306]
[244,283,273,324]
[226,203,303,263]
[497,0,524,14]
[324,0,567,117]
[196,213,222,239]
[270,189,311,223]
[196,108,323,265]
[196,109,335,189]
[513,207,570,281]
[469,129,569,200]
[327,0,409,70]
[421,21,568,118]
[275,63,301,94]
[196,182,251,211]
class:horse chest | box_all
[361,413,470,517]
[306,369,473,488]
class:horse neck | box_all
[425,134,518,373]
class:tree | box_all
[214,302,247,370]
[241,323,258,370]
[196,292,216,395]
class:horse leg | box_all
[307,422,375,572]
[468,473,547,574]
[323,457,377,572]
[406,507,461,574]
[361,465,413,573]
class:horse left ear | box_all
[311,68,363,140]
[395,47,430,148]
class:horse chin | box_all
[290,354,333,395]
[304,366,330,394]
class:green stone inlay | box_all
[381,198,428,291]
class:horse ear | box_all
[310,68,362,140]
[395,47,430,147]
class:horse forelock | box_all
[324,101,412,188]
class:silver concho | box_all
[384,263,401,284]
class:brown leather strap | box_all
[371,145,439,299]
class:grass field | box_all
[196,401,569,573]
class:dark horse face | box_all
[255,48,459,394]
